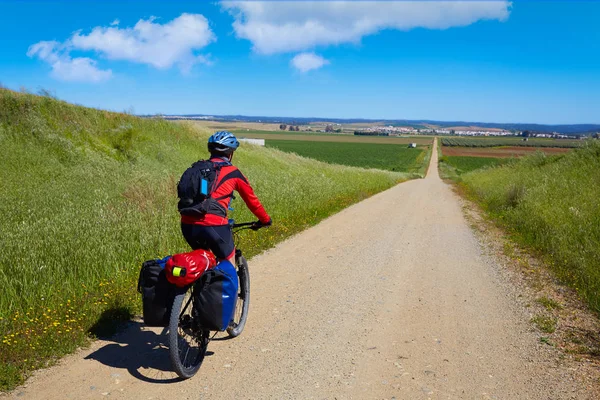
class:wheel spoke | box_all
[183,346,191,367]
[169,290,208,379]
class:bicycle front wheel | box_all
[168,289,209,379]
[227,256,250,337]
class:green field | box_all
[0,89,406,390]
[266,139,428,174]
[439,155,512,179]
[462,144,600,314]
[441,137,582,148]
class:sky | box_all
[1,1,599,124]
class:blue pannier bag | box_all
[192,260,238,331]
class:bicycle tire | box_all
[227,256,250,337]
[168,289,209,379]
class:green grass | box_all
[0,88,406,390]
[266,139,427,174]
[417,141,433,177]
[441,137,582,148]
[539,336,554,346]
[536,296,562,311]
[531,315,558,334]
[461,143,600,314]
[438,155,511,179]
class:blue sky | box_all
[1,1,599,124]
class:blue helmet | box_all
[207,131,239,155]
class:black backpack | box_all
[177,160,230,217]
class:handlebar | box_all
[230,219,271,232]
[232,221,256,229]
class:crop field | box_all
[441,137,582,148]
[438,155,511,177]
[266,139,429,174]
[0,89,407,390]
[234,130,434,145]
[442,146,572,158]
[438,136,576,179]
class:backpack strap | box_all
[207,160,232,198]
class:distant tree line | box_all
[325,125,342,133]
[280,124,300,131]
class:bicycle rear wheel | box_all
[227,255,250,337]
[168,289,209,379]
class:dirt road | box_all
[5,140,591,399]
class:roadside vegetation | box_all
[0,88,405,390]
[266,139,429,175]
[438,155,511,179]
[460,143,600,314]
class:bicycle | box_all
[168,220,259,379]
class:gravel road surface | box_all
[4,139,591,399]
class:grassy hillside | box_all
[461,144,600,313]
[0,89,406,390]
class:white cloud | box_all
[27,41,112,83]
[51,57,113,83]
[27,41,61,64]
[223,1,511,54]
[27,13,215,82]
[70,13,215,71]
[291,52,329,73]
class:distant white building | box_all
[239,138,265,146]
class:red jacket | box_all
[181,158,271,226]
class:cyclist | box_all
[180,131,272,265]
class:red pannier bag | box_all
[165,249,217,288]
